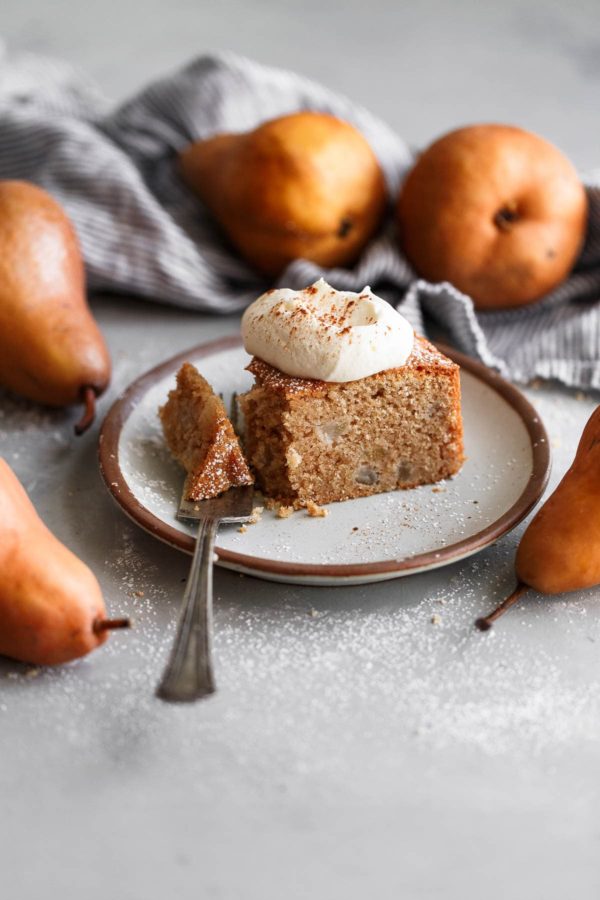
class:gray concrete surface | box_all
[2,3,600,898]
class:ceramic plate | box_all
[99,337,550,586]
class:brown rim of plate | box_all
[98,335,550,580]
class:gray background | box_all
[2,2,600,898]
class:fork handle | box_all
[156,518,219,702]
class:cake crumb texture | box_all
[277,505,294,519]
[306,501,329,518]
[159,362,253,501]
[239,335,464,504]
[249,506,264,524]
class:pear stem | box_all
[74,387,97,436]
[475,582,529,631]
[93,617,131,634]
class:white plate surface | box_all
[101,340,549,585]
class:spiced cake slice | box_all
[160,362,253,501]
[239,336,464,505]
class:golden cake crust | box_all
[160,362,253,501]
[246,334,457,397]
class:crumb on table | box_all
[277,505,294,519]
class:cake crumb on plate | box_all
[306,501,329,518]
[277,505,294,519]
[249,506,264,524]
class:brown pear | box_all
[0,181,111,433]
[0,458,129,666]
[477,406,600,629]
[179,112,386,277]
[516,405,600,593]
[397,124,587,310]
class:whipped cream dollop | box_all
[241,278,414,382]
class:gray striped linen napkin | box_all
[1,45,600,388]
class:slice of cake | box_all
[239,279,464,505]
[160,362,253,501]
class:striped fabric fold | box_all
[0,46,599,387]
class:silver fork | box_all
[156,484,254,703]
